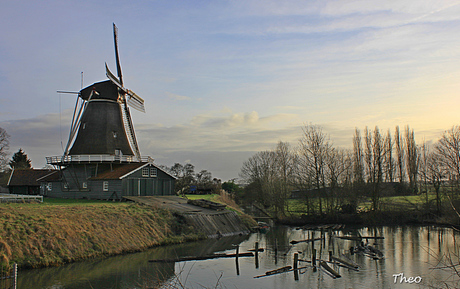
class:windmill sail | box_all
[105,64,145,112]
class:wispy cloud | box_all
[166,92,192,101]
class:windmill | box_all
[62,23,145,162]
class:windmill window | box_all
[150,168,157,177]
[47,183,52,191]
[63,182,69,189]
[113,131,117,138]
[103,181,109,191]
[82,182,88,189]
[142,167,149,177]
[82,123,86,129]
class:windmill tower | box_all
[49,24,145,165]
[64,24,144,161]
[44,24,168,199]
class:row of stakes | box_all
[241,242,359,280]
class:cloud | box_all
[166,92,192,101]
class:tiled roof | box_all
[38,171,61,182]
[8,169,58,187]
[90,162,147,180]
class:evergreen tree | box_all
[9,149,32,169]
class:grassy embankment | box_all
[0,198,202,270]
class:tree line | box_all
[159,163,222,195]
[239,123,460,217]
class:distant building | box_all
[7,169,57,195]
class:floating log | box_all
[336,236,384,241]
[332,256,359,269]
[367,245,383,256]
[248,248,264,252]
[266,266,292,275]
[351,244,384,259]
[149,252,254,263]
[253,266,308,278]
[290,237,324,244]
[297,224,345,231]
[299,258,358,270]
[320,261,341,278]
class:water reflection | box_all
[15,226,460,289]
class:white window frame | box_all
[47,182,52,191]
[150,167,157,177]
[103,181,109,191]
[82,182,88,189]
[142,167,149,177]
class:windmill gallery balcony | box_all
[46,154,153,165]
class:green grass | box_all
[42,197,121,205]
[184,194,220,202]
[284,193,444,216]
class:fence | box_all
[0,194,43,203]
[0,264,17,289]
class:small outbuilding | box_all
[7,169,58,195]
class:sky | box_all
[1,0,460,181]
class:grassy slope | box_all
[0,199,201,269]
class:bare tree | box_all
[168,163,196,194]
[362,126,385,210]
[240,150,278,208]
[426,150,445,213]
[353,128,365,185]
[371,127,384,210]
[418,141,429,202]
[436,125,460,190]
[326,147,350,212]
[395,126,405,184]
[0,127,9,172]
[274,141,295,216]
[298,124,331,215]
[384,129,395,182]
[405,126,419,194]
[364,127,373,184]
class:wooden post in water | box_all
[235,244,240,276]
[312,249,317,272]
[274,239,278,265]
[312,231,315,252]
[255,242,259,269]
[293,253,299,281]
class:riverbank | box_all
[277,206,460,228]
[0,201,203,269]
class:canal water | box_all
[15,226,459,289]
